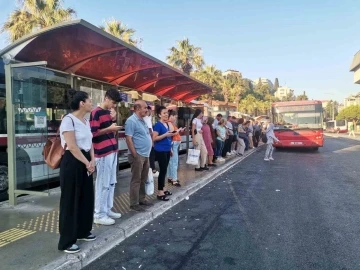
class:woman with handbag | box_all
[58,90,96,254]
[191,109,208,172]
[236,118,246,156]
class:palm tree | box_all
[193,65,223,103]
[1,0,76,42]
[100,18,138,47]
[166,38,204,74]
[193,65,222,87]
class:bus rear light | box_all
[315,136,322,139]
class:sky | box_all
[0,0,359,103]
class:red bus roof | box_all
[0,20,212,103]
[272,100,322,107]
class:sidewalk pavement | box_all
[0,147,259,270]
[325,133,360,141]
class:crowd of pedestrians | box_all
[57,88,276,253]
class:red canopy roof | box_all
[0,20,211,103]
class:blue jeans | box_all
[216,139,224,157]
[167,141,181,180]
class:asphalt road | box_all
[85,136,360,270]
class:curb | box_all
[41,147,260,270]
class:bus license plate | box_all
[291,142,303,145]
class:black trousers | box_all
[58,150,94,251]
[222,135,233,157]
[149,147,156,171]
[155,150,170,191]
[253,131,260,147]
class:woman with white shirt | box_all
[58,90,96,254]
[191,109,208,171]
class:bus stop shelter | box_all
[0,19,212,205]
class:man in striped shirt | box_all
[90,89,122,226]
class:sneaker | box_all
[152,171,159,177]
[94,216,115,226]
[78,234,96,241]
[269,157,274,161]
[226,152,231,156]
[130,205,146,212]
[64,244,80,254]
[108,210,121,219]
[264,158,270,161]
[139,201,154,207]
[231,150,236,154]
[195,168,203,172]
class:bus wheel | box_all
[0,165,8,193]
[313,147,319,151]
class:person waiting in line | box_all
[125,100,154,212]
[215,119,226,162]
[253,121,261,147]
[191,109,209,171]
[153,106,177,201]
[243,120,251,150]
[223,116,234,157]
[58,90,95,254]
[212,114,222,163]
[201,116,216,167]
[207,117,218,164]
[247,120,254,148]
[212,113,222,129]
[166,110,182,186]
[231,116,239,154]
[143,106,159,178]
[236,118,247,156]
[90,89,122,226]
[264,123,280,161]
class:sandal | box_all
[167,179,173,183]
[170,181,181,187]
[157,195,169,201]
[164,190,172,196]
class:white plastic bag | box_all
[145,168,154,195]
[186,149,200,165]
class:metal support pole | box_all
[185,118,190,152]
[5,64,17,205]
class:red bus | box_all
[271,100,324,150]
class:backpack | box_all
[43,116,74,169]
[261,132,268,144]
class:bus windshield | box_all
[273,104,323,129]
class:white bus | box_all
[325,120,348,133]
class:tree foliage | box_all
[274,78,279,91]
[296,91,309,101]
[166,38,204,73]
[324,100,338,120]
[1,0,76,42]
[100,18,139,47]
[336,105,360,123]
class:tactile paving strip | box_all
[0,228,36,247]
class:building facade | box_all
[344,93,360,107]
[274,86,294,99]
[350,50,360,84]
[252,78,274,90]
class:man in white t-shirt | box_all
[212,113,223,129]
[143,106,159,177]
[223,116,234,157]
